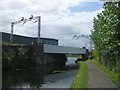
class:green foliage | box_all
[3,49,15,62]
[70,61,88,89]
[92,2,120,70]
[18,47,28,60]
[2,45,36,69]
[90,50,100,61]
[2,49,15,68]
[15,47,29,68]
[2,42,10,45]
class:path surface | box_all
[87,62,117,88]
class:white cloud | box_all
[0,0,103,49]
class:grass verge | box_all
[70,61,88,89]
[88,60,119,87]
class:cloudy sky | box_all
[0,0,104,49]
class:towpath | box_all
[87,62,117,88]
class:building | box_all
[1,32,58,45]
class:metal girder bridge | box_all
[43,44,86,55]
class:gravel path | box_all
[87,62,117,88]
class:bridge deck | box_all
[43,44,86,54]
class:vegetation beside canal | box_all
[70,61,88,89]
[2,44,36,70]
[91,2,120,88]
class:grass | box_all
[88,59,119,88]
[70,61,88,89]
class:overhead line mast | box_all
[10,15,41,45]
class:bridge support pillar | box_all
[44,53,67,74]
[82,49,89,60]
[32,44,44,86]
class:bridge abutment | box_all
[44,53,67,74]
[32,44,67,74]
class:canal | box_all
[2,57,78,89]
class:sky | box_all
[0,0,104,49]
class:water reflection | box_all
[2,57,78,89]
[2,66,44,89]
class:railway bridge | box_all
[35,44,89,74]
[44,44,86,55]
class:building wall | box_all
[1,32,58,45]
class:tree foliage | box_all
[2,46,36,69]
[92,2,120,71]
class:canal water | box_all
[2,57,78,89]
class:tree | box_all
[92,2,120,70]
